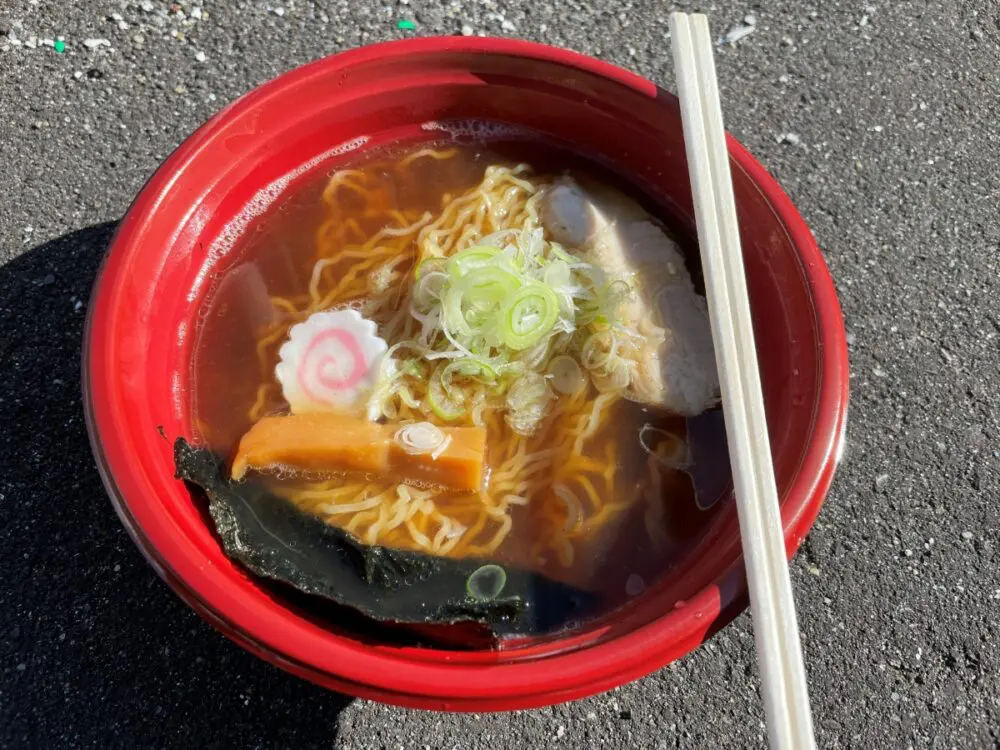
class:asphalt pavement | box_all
[2,1,998,748]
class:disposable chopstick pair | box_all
[668,12,817,750]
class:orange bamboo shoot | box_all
[230,413,487,492]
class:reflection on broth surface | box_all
[188,140,731,637]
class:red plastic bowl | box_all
[84,37,848,711]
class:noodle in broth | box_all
[243,150,632,567]
[192,141,727,604]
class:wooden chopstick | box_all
[668,12,817,750]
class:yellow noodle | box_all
[400,147,458,166]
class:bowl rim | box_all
[84,36,849,711]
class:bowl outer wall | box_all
[83,36,849,711]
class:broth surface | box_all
[191,140,731,634]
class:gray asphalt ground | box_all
[2,1,998,748]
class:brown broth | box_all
[191,140,732,627]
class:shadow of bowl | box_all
[0,223,351,747]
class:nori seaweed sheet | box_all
[174,439,597,637]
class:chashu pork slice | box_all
[541,177,719,416]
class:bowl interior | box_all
[86,39,845,709]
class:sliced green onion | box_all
[394,422,447,455]
[593,358,631,393]
[500,244,520,268]
[499,283,560,350]
[397,386,421,409]
[505,371,553,436]
[400,359,424,378]
[431,434,453,460]
[548,243,577,265]
[477,229,516,248]
[428,365,465,421]
[601,279,633,317]
[521,337,552,369]
[413,270,448,310]
[506,372,550,409]
[438,322,475,359]
[442,358,499,393]
[518,228,546,264]
[440,264,522,343]
[457,266,521,299]
[441,287,476,337]
[547,355,587,395]
[581,330,618,372]
[447,245,502,279]
[466,564,507,601]
[543,259,572,289]
[415,256,447,280]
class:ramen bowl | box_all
[84,37,848,711]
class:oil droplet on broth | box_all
[626,574,646,597]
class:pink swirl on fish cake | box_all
[297,327,369,406]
